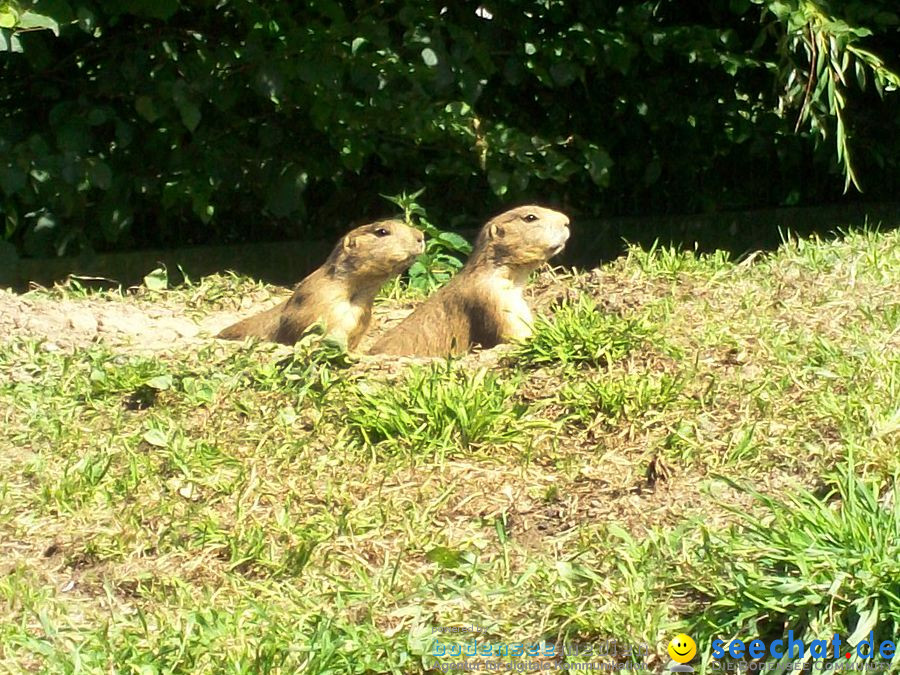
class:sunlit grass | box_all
[0,227,898,672]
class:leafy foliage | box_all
[1,1,898,257]
[770,0,900,191]
[383,188,472,293]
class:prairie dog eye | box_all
[521,214,538,223]
[374,227,391,237]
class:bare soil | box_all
[0,268,608,356]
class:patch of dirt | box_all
[0,283,430,356]
[0,288,224,354]
[0,268,608,357]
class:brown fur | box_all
[369,205,570,357]
[218,219,424,349]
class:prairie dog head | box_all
[330,219,426,282]
[472,205,570,272]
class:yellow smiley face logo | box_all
[668,634,697,664]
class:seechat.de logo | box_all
[712,632,896,661]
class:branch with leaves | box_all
[768,0,900,191]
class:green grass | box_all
[561,370,688,427]
[1,226,898,673]
[512,294,661,368]
[344,363,544,459]
[688,458,900,672]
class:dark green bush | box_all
[1,1,898,257]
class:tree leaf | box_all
[87,107,108,126]
[134,96,159,123]
[425,546,464,569]
[487,169,509,196]
[0,8,18,28]
[0,28,23,52]
[143,266,168,291]
[145,374,173,390]
[142,428,168,447]
[17,10,59,35]
[23,212,60,257]
[421,47,438,67]
[77,6,96,32]
[87,160,112,190]
[177,100,201,132]
[549,61,579,87]
[585,146,614,187]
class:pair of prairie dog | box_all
[217,205,571,356]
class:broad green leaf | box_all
[0,29,22,52]
[549,61,578,87]
[143,266,168,291]
[421,47,438,67]
[177,100,201,132]
[134,96,159,123]
[407,260,426,278]
[17,10,59,35]
[425,546,464,569]
[87,160,112,190]
[435,231,472,253]
[87,108,108,126]
[142,428,168,448]
[585,146,614,187]
[487,169,509,197]
[145,374,173,390]
[0,7,17,28]
[23,213,60,256]
[76,6,95,32]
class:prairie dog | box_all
[218,219,425,349]
[369,205,570,357]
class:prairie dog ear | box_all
[489,223,504,239]
[342,234,359,251]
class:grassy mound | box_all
[1,228,898,673]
